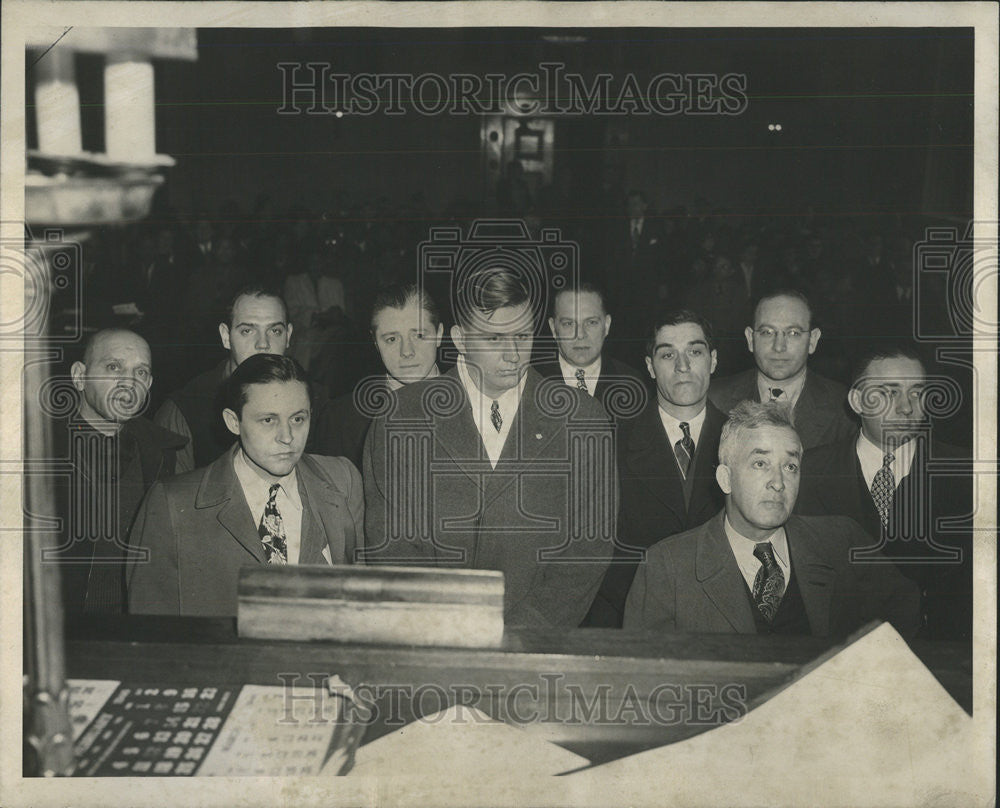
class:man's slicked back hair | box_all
[223,353,311,418]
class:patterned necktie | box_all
[490,400,502,433]
[752,542,786,622]
[769,387,785,402]
[871,452,896,527]
[575,367,588,393]
[258,483,288,564]
[673,421,695,479]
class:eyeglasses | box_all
[754,327,809,340]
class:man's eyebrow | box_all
[234,320,284,328]
[749,447,772,456]
[653,339,707,351]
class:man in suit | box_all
[709,289,856,450]
[605,190,665,360]
[624,400,920,639]
[584,310,726,627]
[49,329,187,615]
[311,282,444,469]
[796,345,972,642]
[535,281,649,425]
[363,265,616,628]
[153,285,293,473]
[129,354,363,617]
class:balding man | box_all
[49,329,187,614]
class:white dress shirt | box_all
[725,516,792,590]
[557,354,601,397]
[657,404,707,461]
[233,448,324,564]
[856,430,917,491]
[456,355,526,469]
[757,370,807,409]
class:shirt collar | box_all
[857,429,917,471]
[724,515,790,569]
[756,369,807,403]
[385,363,440,392]
[233,447,301,511]
[557,353,602,380]
[456,354,527,411]
[657,403,707,445]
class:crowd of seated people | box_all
[50,186,973,650]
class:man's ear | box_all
[744,326,755,353]
[644,355,655,380]
[450,324,467,355]
[285,322,293,347]
[219,322,231,351]
[604,314,612,336]
[547,317,556,338]
[709,349,718,375]
[70,361,87,392]
[433,322,444,348]
[848,386,864,417]
[808,327,822,355]
[715,463,732,494]
[222,408,241,437]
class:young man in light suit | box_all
[129,354,363,617]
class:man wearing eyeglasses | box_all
[708,289,856,450]
[362,265,616,628]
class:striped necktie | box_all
[674,421,695,479]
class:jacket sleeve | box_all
[842,518,921,639]
[623,544,677,631]
[127,481,182,615]
[341,456,364,559]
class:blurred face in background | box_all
[220,294,292,367]
[549,290,611,369]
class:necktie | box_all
[575,368,588,393]
[259,483,288,564]
[490,400,502,433]
[752,542,786,622]
[769,387,785,402]
[871,452,896,527]
[674,421,695,479]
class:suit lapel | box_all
[696,515,756,633]
[786,518,835,636]
[430,373,491,489]
[626,406,687,524]
[686,404,724,524]
[213,484,266,564]
[296,456,354,565]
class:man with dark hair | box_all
[709,289,856,450]
[796,344,972,641]
[363,266,616,628]
[49,329,187,614]
[311,283,444,468]
[624,400,920,638]
[584,309,726,627]
[536,281,648,424]
[129,354,363,617]
[153,285,293,472]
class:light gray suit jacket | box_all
[128,446,363,617]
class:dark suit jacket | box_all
[708,368,856,450]
[362,367,616,628]
[624,511,921,639]
[584,400,726,627]
[128,447,364,617]
[50,415,187,615]
[309,379,389,470]
[796,433,972,641]
[533,355,650,425]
